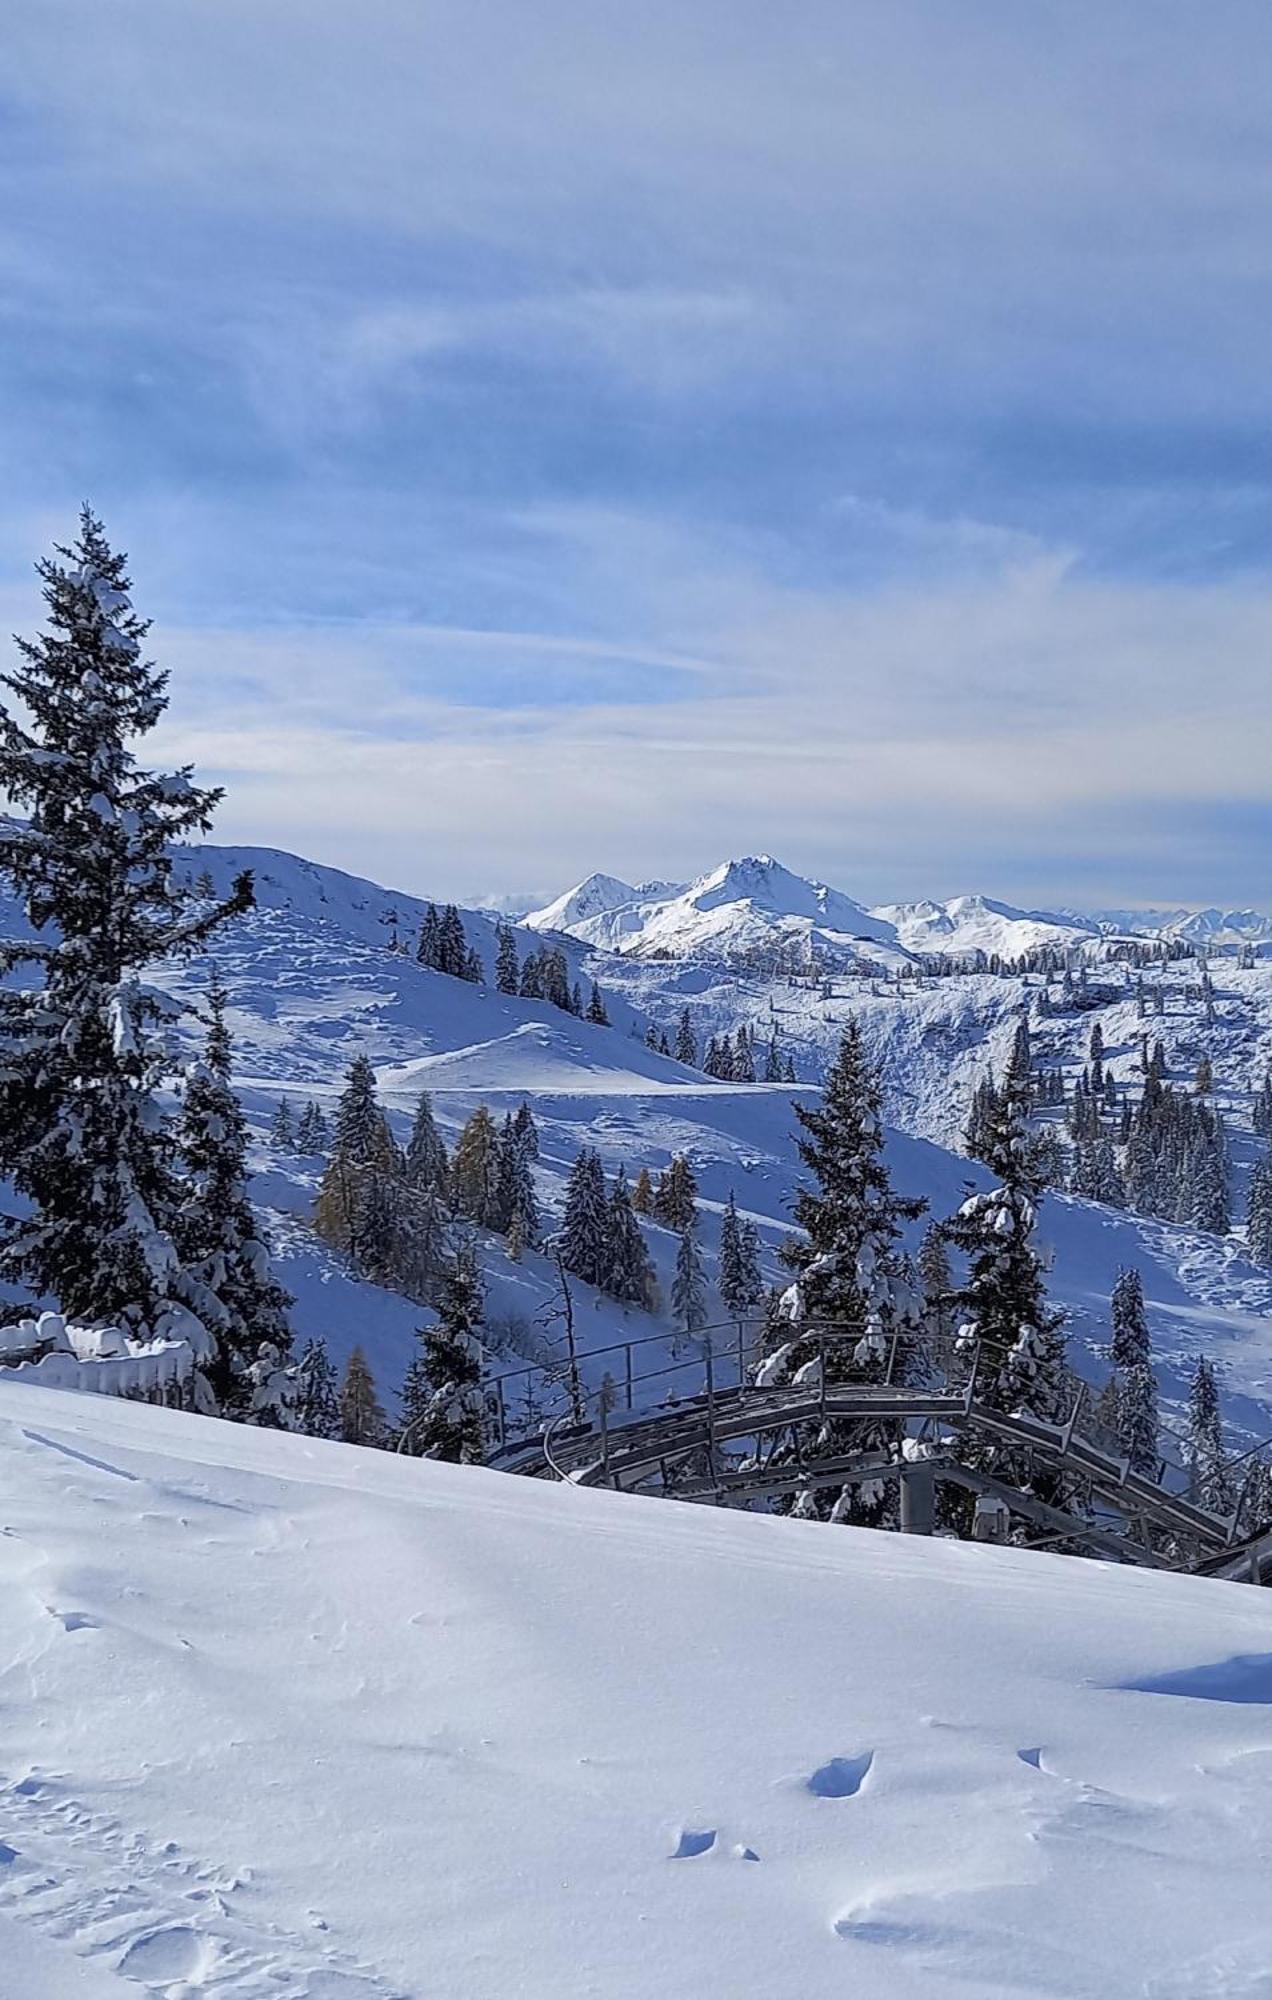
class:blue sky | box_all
[3,2,1272,909]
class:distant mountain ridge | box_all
[525,856,1272,965]
[526,855,910,969]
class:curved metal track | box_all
[489,1377,1238,1566]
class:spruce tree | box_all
[586,981,609,1026]
[942,1048,1066,1420]
[495,922,519,995]
[339,1345,387,1447]
[1248,1153,1272,1265]
[495,1114,539,1246]
[1185,1355,1233,1514]
[271,1099,296,1148]
[404,1090,449,1197]
[717,1191,747,1318]
[605,1167,656,1307]
[671,1227,707,1337]
[400,1251,486,1463]
[632,1166,654,1215]
[314,1057,402,1271]
[674,1008,697,1068]
[1108,1268,1158,1475]
[767,1022,926,1522]
[737,1217,764,1314]
[512,1099,539,1157]
[176,973,293,1408]
[294,1335,341,1439]
[559,1147,610,1288]
[296,1100,328,1153]
[653,1154,698,1232]
[0,510,252,1337]
[417,903,441,969]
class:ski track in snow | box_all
[0,1772,403,1998]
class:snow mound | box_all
[2,1382,1272,1998]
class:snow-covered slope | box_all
[875,894,1100,960]
[3,1382,1272,2000]
[12,829,1272,1442]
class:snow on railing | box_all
[0,1310,194,1398]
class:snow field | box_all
[3,1384,1272,1997]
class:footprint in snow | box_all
[807,1752,874,1799]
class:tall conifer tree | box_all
[0,510,251,1338]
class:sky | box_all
[3,2,1272,911]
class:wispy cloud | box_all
[3,4,1272,904]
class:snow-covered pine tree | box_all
[245,1342,295,1428]
[674,1007,697,1068]
[495,1114,539,1246]
[586,981,609,1026]
[737,1217,764,1314]
[439,904,467,978]
[1188,1138,1230,1235]
[0,510,252,1348]
[777,1021,925,1376]
[339,1344,387,1447]
[271,1099,296,1148]
[941,1046,1067,1422]
[400,1249,486,1463]
[559,1146,609,1288]
[1185,1355,1234,1515]
[632,1166,654,1215]
[313,1056,402,1268]
[1248,1153,1272,1265]
[512,1100,539,1157]
[293,1335,341,1439]
[404,1090,449,1198]
[416,903,441,969]
[717,1191,746,1318]
[176,972,293,1409]
[671,1226,707,1338]
[763,1032,783,1082]
[1107,1267,1158,1475]
[450,1105,502,1228]
[764,1022,926,1523]
[494,922,519,994]
[965,1072,999,1165]
[295,1100,328,1153]
[605,1167,656,1308]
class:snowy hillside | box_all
[3,1382,1272,2000]
[9,829,1272,1445]
[88,839,1272,1445]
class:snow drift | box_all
[2,1383,1272,1998]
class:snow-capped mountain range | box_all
[526,856,1272,966]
